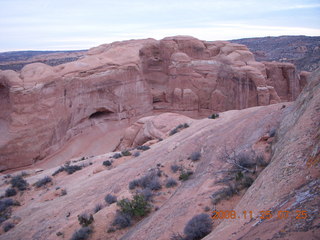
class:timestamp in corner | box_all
[211,210,308,220]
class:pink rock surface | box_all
[0,36,302,170]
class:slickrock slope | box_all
[0,36,302,170]
[0,68,318,240]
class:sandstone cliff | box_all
[0,36,302,170]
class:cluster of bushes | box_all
[169,123,190,136]
[212,150,269,205]
[129,170,162,191]
[112,194,151,230]
[52,163,83,176]
[105,194,117,204]
[171,213,213,240]
[170,164,193,181]
[2,222,15,232]
[10,175,28,191]
[179,170,193,181]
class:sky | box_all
[0,0,319,52]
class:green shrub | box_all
[208,113,219,119]
[179,170,193,181]
[103,160,112,167]
[121,150,132,156]
[117,194,151,218]
[78,213,94,227]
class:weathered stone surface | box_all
[0,36,302,169]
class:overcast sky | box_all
[0,0,319,51]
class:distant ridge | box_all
[231,35,320,72]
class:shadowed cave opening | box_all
[89,108,113,119]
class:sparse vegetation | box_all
[256,154,268,167]
[136,145,150,151]
[190,152,201,161]
[52,163,83,176]
[171,233,184,240]
[70,226,92,240]
[112,153,122,159]
[121,150,132,156]
[211,185,236,205]
[112,211,132,229]
[269,128,276,137]
[10,175,28,191]
[105,194,117,204]
[3,222,15,232]
[0,198,20,224]
[103,160,112,167]
[179,170,193,181]
[184,213,213,240]
[34,176,52,188]
[169,123,190,136]
[5,188,17,197]
[117,194,151,218]
[94,203,103,213]
[166,178,178,188]
[78,213,94,227]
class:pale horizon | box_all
[1,0,319,52]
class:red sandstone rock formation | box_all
[0,36,302,170]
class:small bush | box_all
[129,179,140,190]
[269,128,276,137]
[169,123,190,136]
[236,153,255,169]
[112,153,122,159]
[61,189,67,196]
[179,170,193,181]
[64,165,82,174]
[171,233,184,240]
[208,113,219,119]
[169,128,179,136]
[5,188,17,197]
[34,176,52,188]
[52,166,65,176]
[138,188,153,202]
[3,222,15,232]
[103,160,112,167]
[241,176,254,188]
[129,171,162,190]
[10,175,28,191]
[78,213,94,227]
[70,227,92,240]
[170,164,181,173]
[112,211,132,229]
[121,150,132,156]
[211,186,236,205]
[190,152,201,161]
[166,178,178,188]
[105,194,117,204]
[184,213,213,240]
[256,155,268,167]
[117,194,151,218]
[136,145,150,151]
[133,152,140,157]
[94,203,103,213]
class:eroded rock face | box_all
[0,36,302,169]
